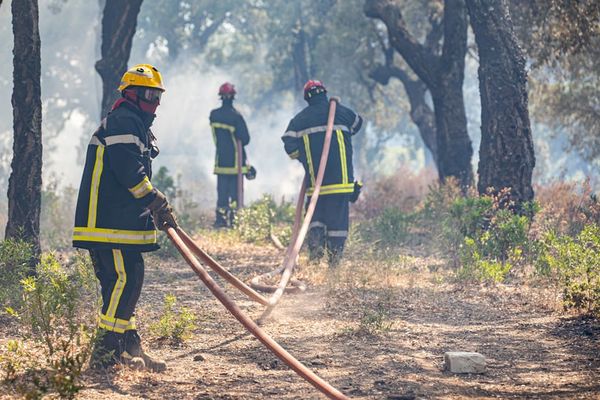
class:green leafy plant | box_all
[150,294,197,343]
[536,224,600,316]
[356,207,415,248]
[234,194,295,244]
[0,239,33,309]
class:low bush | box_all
[150,293,197,343]
[536,224,600,316]
[355,207,415,248]
[1,252,97,399]
[0,239,33,309]
[235,194,295,245]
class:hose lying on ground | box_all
[253,98,339,322]
[166,226,350,400]
[176,227,269,306]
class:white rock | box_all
[444,351,486,374]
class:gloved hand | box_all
[153,205,178,231]
[245,165,257,180]
[349,181,363,203]
[146,189,168,213]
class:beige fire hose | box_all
[176,227,268,306]
[256,98,339,322]
[236,139,244,209]
[250,175,308,294]
[166,226,350,400]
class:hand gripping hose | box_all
[176,227,268,306]
[166,227,350,400]
[257,97,339,322]
[236,139,244,209]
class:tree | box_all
[365,0,473,187]
[95,0,143,119]
[466,0,535,205]
[6,0,43,262]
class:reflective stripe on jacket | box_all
[73,102,159,252]
[209,104,250,175]
[282,96,363,196]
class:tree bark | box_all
[6,0,42,263]
[466,0,535,205]
[95,0,143,119]
[365,0,473,187]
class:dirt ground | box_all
[5,231,600,399]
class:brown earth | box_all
[3,231,600,399]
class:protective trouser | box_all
[89,249,144,334]
[306,194,349,267]
[215,174,238,227]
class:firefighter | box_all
[209,82,253,227]
[73,64,177,371]
[282,80,363,267]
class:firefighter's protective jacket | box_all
[282,96,363,196]
[73,101,160,252]
[209,104,250,175]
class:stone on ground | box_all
[444,352,486,374]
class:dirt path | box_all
[69,234,600,399]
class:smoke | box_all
[150,62,305,209]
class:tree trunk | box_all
[95,0,143,119]
[6,0,43,263]
[364,0,473,188]
[466,0,535,205]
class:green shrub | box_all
[150,294,197,343]
[356,207,415,248]
[234,194,295,244]
[536,224,600,316]
[1,252,96,399]
[0,239,33,309]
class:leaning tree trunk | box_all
[365,0,473,188]
[6,0,43,264]
[95,0,143,119]
[466,0,535,205]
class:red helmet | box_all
[303,80,326,100]
[218,82,236,97]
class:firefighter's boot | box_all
[90,329,122,369]
[307,226,326,263]
[124,330,167,372]
[214,208,229,228]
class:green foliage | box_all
[234,194,295,245]
[1,253,96,399]
[150,294,197,343]
[356,207,415,248]
[0,239,33,308]
[536,224,600,316]
[153,166,177,199]
[358,301,394,335]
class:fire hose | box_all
[166,226,350,400]
[236,139,244,209]
[251,98,339,322]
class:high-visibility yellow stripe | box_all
[73,227,157,245]
[303,135,315,187]
[129,176,153,199]
[231,132,239,169]
[87,145,105,228]
[107,250,126,319]
[98,312,131,333]
[289,150,300,160]
[307,183,354,196]
[211,122,235,132]
[336,130,348,184]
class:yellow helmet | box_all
[118,64,165,92]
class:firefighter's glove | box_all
[245,165,257,180]
[349,181,363,203]
[146,189,168,213]
[154,205,178,231]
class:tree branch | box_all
[364,0,438,87]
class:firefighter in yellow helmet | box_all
[73,64,176,371]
